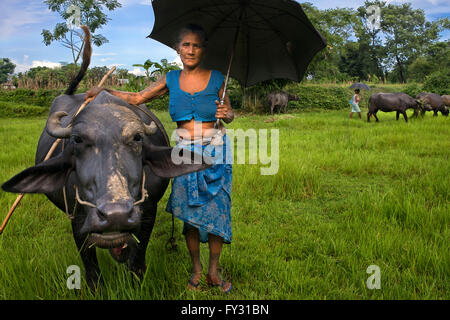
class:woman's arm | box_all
[216,84,234,124]
[85,74,168,105]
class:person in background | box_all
[350,89,362,119]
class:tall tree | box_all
[41,0,121,69]
[381,3,442,83]
[0,58,16,84]
[301,2,359,81]
[355,0,386,79]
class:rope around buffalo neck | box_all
[74,170,149,209]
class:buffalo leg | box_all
[402,111,408,122]
[396,111,400,121]
[433,110,438,117]
[127,201,157,279]
[72,220,102,291]
[373,112,379,122]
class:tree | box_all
[41,0,121,69]
[381,3,442,83]
[0,58,15,83]
[355,1,386,79]
[133,58,180,81]
[301,3,358,82]
[132,59,157,80]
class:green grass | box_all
[0,108,448,300]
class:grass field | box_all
[0,108,448,300]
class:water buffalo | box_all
[267,92,299,115]
[367,92,421,122]
[416,92,449,117]
[1,28,211,290]
[442,95,450,108]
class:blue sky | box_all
[1,0,448,75]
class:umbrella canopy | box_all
[350,83,371,90]
[148,0,327,88]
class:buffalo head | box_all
[2,92,212,252]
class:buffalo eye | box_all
[72,135,83,144]
[133,133,143,142]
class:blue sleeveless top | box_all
[166,69,224,122]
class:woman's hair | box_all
[355,89,360,94]
[175,24,208,49]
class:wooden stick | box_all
[0,194,24,235]
[0,66,116,236]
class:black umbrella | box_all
[148,0,326,91]
[350,83,371,90]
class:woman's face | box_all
[178,32,205,69]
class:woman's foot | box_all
[206,273,232,293]
[187,271,202,291]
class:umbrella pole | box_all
[216,11,243,128]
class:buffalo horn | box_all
[46,111,72,138]
[144,121,157,135]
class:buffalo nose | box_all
[95,200,138,232]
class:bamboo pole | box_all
[0,66,116,236]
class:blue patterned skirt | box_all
[165,133,233,244]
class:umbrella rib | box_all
[250,1,327,45]
[247,5,300,80]
[206,3,241,40]
[244,9,251,88]
[150,1,242,34]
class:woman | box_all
[350,89,361,119]
[85,24,234,293]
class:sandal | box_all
[187,271,202,291]
[206,274,232,293]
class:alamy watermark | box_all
[366,265,381,290]
[366,0,408,32]
[66,5,81,29]
[66,265,81,290]
[169,124,280,175]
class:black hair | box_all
[355,89,360,94]
[175,24,208,49]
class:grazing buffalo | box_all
[416,93,449,117]
[367,92,421,122]
[442,95,450,108]
[267,92,299,115]
[1,27,210,290]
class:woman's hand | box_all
[84,87,104,101]
[215,100,234,123]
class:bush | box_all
[0,100,48,117]
[284,84,362,110]
[403,83,423,98]
[422,70,449,96]
[0,89,61,107]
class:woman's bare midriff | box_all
[176,118,218,140]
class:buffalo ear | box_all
[143,142,213,178]
[1,146,74,194]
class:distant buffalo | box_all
[442,95,450,108]
[267,92,299,115]
[416,93,449,117]
[367,92,421,122]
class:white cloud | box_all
[120,0,152,7]
[0,0,53,39]
[31,60,62,68]
[92,52,118,57]
[11,56,62,74]
[129,67,147,76]
[171,55,183,69]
